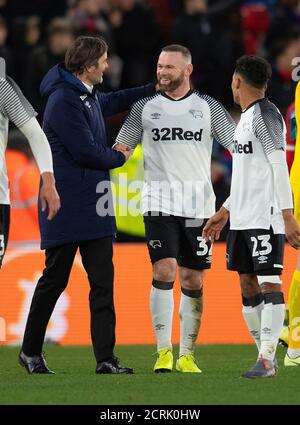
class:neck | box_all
[165,81,190,99]
[240,90,265,111]
[75,73,93,87]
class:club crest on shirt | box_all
[80,95,87,101]
[242,122,250,132]
[189,109,203,119]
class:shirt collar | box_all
[81,81,93,93]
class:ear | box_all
[237,76,243,88]
[86,64,95,74]
[187,63,193,76]
[234,74,242,89]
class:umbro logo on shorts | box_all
[258,255,268,264]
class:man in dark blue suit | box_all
[19,36,155,374]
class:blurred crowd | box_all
[2,0,300,240]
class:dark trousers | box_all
[22,237,115,363]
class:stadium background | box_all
[1,0,300,346]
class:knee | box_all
[39,268,69,294]
[260,283,282,294]
[180,267,204,290]
[257,274,282,293]
[239,273,260,297]
[153,258,177,282]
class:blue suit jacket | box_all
[39,64,154,249]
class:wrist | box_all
[283,209,294,220]
[41,171,55,186]
[219,206,229,215]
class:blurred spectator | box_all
[0,15,15,78]
[11,16,41,88]
[274,0,300,26]
[148,0,174,42]
[265,25,300,114]
[172,0,235,106]
[25,18,74,117]
[241,3,270,54]
[69,0,113,42]
[2,0,68,26]
[110,0,161,87]
[69,0,121,89]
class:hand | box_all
[120,149,132,162]
[202,207,229,242]
[113,143,131,153]
[114,143,133,162]
[40,172,61,220]
[283,210,300,249]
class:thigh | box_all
[226,230,254,273]
[244,228,284,275]
[0,204,10,268]
[44,242,78,283]
[143,212,180,264]
[177,218,212,271]
[79,237,114,282]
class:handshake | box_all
[113,142,133,162]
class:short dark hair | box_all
[161,44,192,62]
[235,55,272,89]
[65,36,108,75]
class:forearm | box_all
[100,83,155,117]
[222,197,230,212]
[19,117,53,174]
[72,146,125,170]
[268,150,293,210]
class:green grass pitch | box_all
[0,344,299,405]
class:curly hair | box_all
[235,55,272,89]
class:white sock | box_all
[242,296,264,351]
[259,293,285,361]
[287,348,300,359]
[150,285,174,352]
[179,289,203,357]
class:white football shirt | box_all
[116,90,235,218]
[229,98,287,233]
[0,77,37,204]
